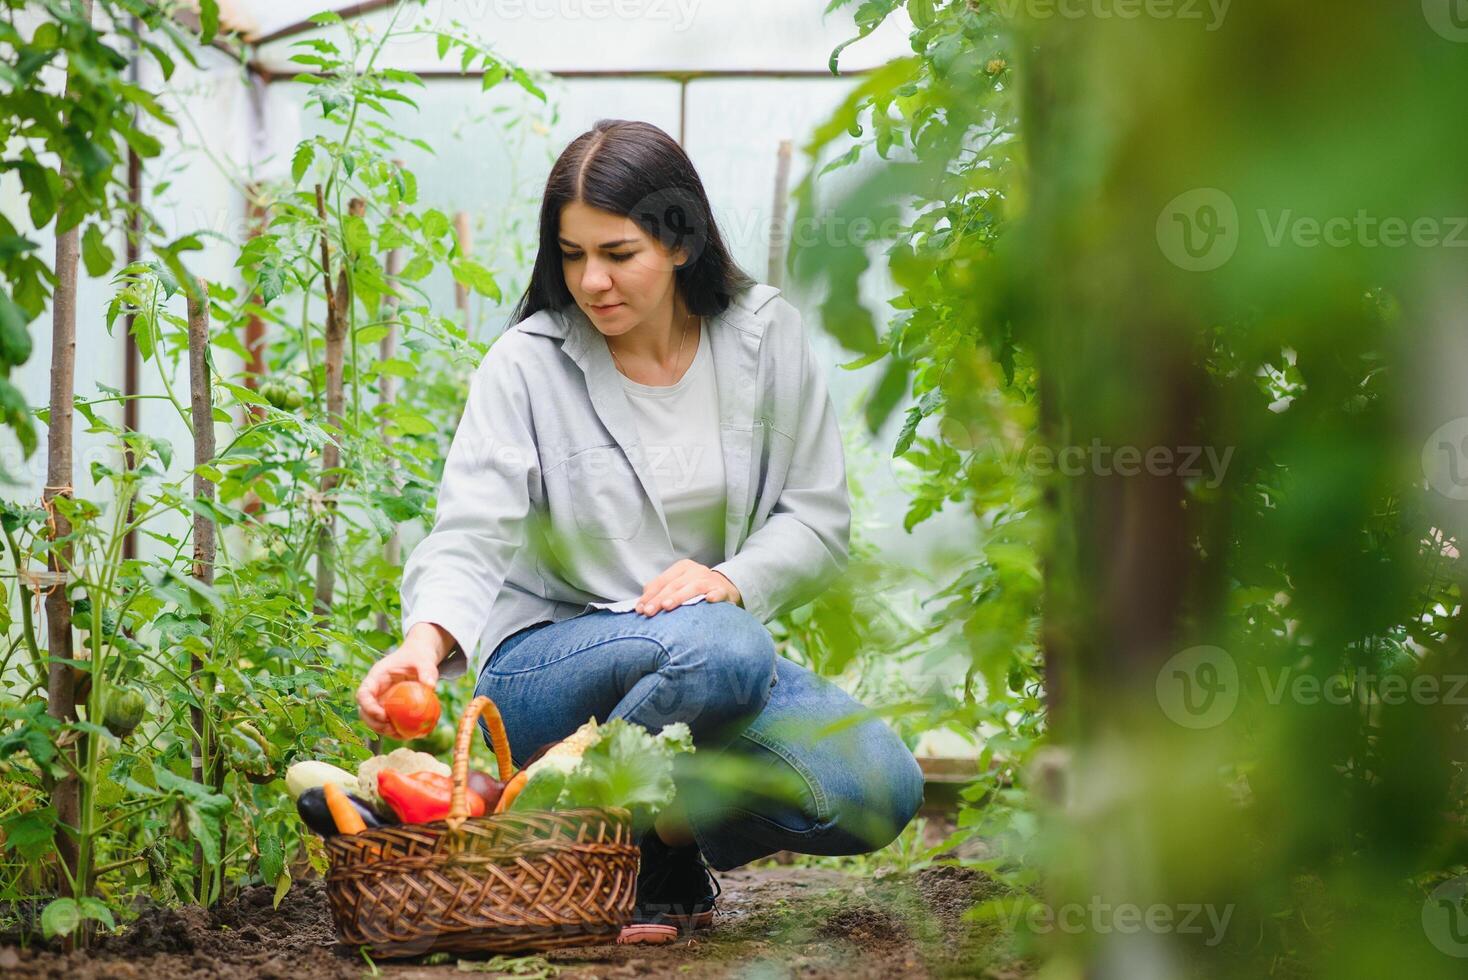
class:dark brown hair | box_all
[510,119,754,325]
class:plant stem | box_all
[3,526,46,688]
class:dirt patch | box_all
[1,863,1030,980]
[2,879,358,980]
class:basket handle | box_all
[446,695,515,830]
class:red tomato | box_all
[380,680,441,741]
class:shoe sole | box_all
[617,924,680,945]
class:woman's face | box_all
[558,200,686,337]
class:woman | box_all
[356,119,924,938]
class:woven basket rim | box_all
[324,805,634,858]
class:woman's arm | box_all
[397,338,541,679]
[712,308,851,621]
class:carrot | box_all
[494,769,530,814]
[324,781,367,835]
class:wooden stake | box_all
[44,168,81,899]
[767,140,793,289]
[43,0,98,895]
[186,280,217,898]
[312,196,363,614]
[454,210,472,336]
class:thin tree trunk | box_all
[454,210,472,337]
[767,140,793,289]
[45,191,81,898]
[44,0,97,892]
[186,281,217,899]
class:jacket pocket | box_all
[559,446,646,541]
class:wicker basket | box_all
[325,695,639,957]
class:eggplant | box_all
[296,787,390,837]
[467,769,506,812]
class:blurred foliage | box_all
[809,0,1468,976]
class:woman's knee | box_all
[673,602,777,716]
[822,725,926,853]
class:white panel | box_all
[253,0,913,75]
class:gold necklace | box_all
[608,309,695,385]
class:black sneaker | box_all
[631,827,721,931]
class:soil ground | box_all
[1,821,1031,979]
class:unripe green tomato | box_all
[408,724,455,756]
[260,382,291,409]
[103,687,147,738]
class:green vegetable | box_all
[284,760,358,800]
[102,687,146,738]
[408,724,454,756]
[508,720,694,822]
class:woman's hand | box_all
[357,623,454,736]
[635,559,742,616]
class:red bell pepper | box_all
[377,769,486,824]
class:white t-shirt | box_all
[618,325,727,568]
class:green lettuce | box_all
[507,719,694,821]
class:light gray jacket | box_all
[399,283,851,680]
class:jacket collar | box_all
[516,285,781,557]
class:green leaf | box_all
[77,897,115,932]
[273,869,292,910]
[41,898,80,939]
[451,258,500,300]
[839,349,887,371]
[197,0,219,43]
[258,826,284,885]
[258,260,286,305]
[1,808,58,863]
[421,209,450,241]
[291,142,314,184]
[391,410,434,436]
[820,145,863,177]
[82,224,116,277]
[373,358,416,378]
[0,291,33,366]
[344,214,371,255]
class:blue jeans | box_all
[473,601,925,872]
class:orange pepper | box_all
[378,769,486,824]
